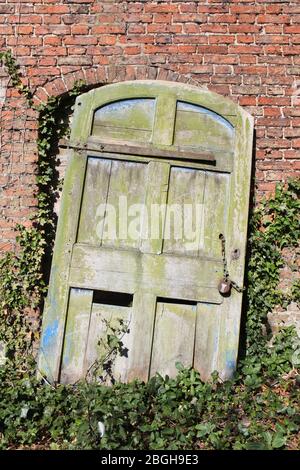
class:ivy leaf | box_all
[272,432,287,449]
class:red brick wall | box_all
[1,0,300,252]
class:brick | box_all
[43,15,62,24]
[34,46,67,56]
[92,25,126,34]
[235,66,268,75]
[229,25,261,33]
[257,15,290,24]
[284,128,300,138]
[237,14,257,24]
[228,45,262,54]
[208,36,235,45]
[293,139,300,148]
[204,55,238,65]
[18,25,34,35]
[283,46,300,55]
[57,56,92,66]
[0,26,14,35]
[71,25,90,35]
[258,97,291,106]
[239,96,257,106]
[64,36,97,46]
[34,5,70,14]
[172,13,207,23]
[44,36,62,46]
[284,26,300,34]
[8,15,42,24]
[200,25,228,33]
[237,35,255,44]
[148,24,182,33]
[123,46,141,55]
[209,14,237,24]
[145,4,178,13]
[232,86,266,95]
[256,35,289,45]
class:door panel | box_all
[77,158,111,245]
[163,167,205,255]
[174,101,235,153]
[140,161,170,255]
[77,157,147,249]
[102,160,147,249]
[202,172,230,258]
[92,98,156,144]
[60,288,93,383]
[150,300,197,378]
[85,300,132,384]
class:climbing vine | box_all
[245,178,300,356]
[0,51,299,450]
[0,50,33,105]
[0,50,85,360]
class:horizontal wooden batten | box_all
[59,138,234,172]
[69,245,224,305]
[61,137,217,161]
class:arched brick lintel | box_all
[33,64,203,105]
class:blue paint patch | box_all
[94,98,156,129]
[214,335,219,354]
[225,351,236,373]
[41,319,59,350]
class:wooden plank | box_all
[163,167,205,255]
[69,245,224,304]
[38,151,88,383]
[202,172,230,258]
[215,294,242,381]
[84,303,131,384]
[60,138,231,172]
[193,302,221,382]
[86,137,217,162]
[102,160,147,250]
[125,291,157,382]
[77,158,112,245]
[150,301,197,378]
[194,296,243,382]
[211,112,253,381]
[60,288,93,384]
[152,94,177,146]
[140,161,170,254]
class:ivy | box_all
[0,50,85,360]
[244,178,300,357]
[0,50,33,106]
[0,350,299,450]
[0,51,299,450]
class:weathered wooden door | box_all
[39,81,253,384]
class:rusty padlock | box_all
[218,278,232,296]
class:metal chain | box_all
[219,234,245,293]
[219,233,229,281]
